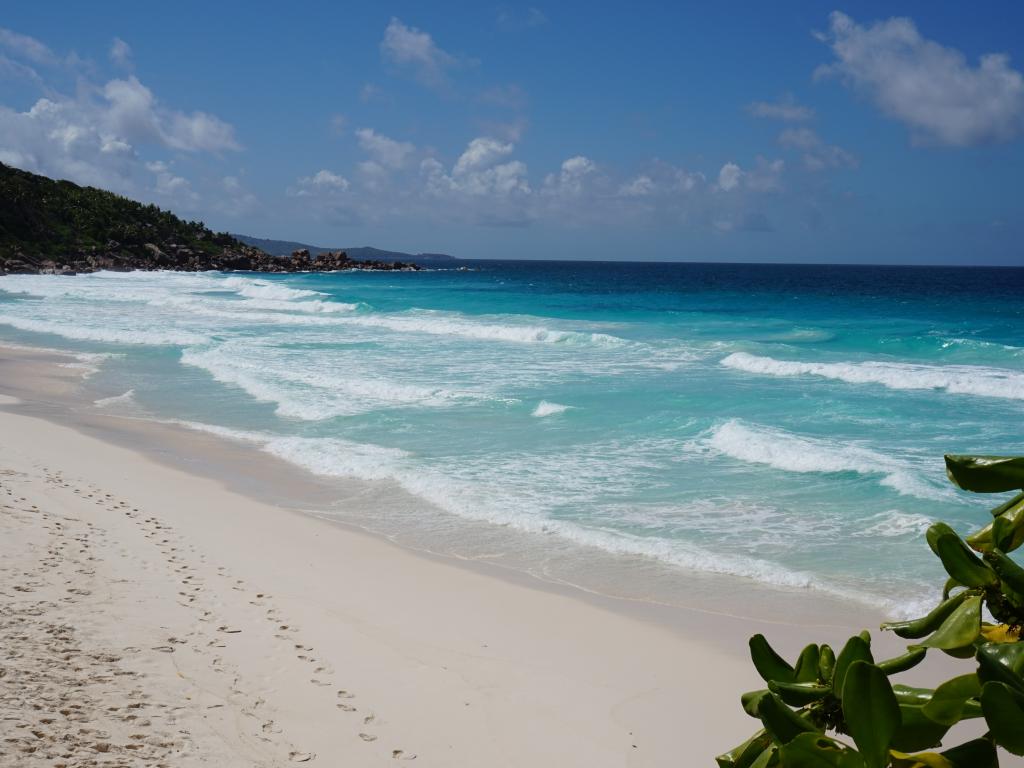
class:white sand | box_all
[0,343,950,767]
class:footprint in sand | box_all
[289,752,315,762]
[359,733,378,742]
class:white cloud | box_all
[717,162,742,191]
[0,29,241,214]
[747,94,814,121]
[619,174,655,197]
[356,128,414,169]
[817,11,1024,146]
[778,128,857,171]
[381,18,457,88]
[542,155,597,197]
[100,76,239,153]
[0,27,57,66]
[418,137,532,225]
[453,137,513,175]
[288,169,350,197]
[109,37,132,68]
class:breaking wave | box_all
[721,352,1024,400]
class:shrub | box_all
[717,455,1024,768]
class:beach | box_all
[0,341,907,766]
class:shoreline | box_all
[0,342,936,765]
[0,341,883,631]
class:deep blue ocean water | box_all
[1,261,1022,614]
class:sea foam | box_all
[531,401,573,417]
[0,314,208,346]
[705,419,944,500]
[721,352,1024,400]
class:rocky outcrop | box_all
[0,243,420,276]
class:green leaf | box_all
[985,548,1024,595]
[976,641,1024,693]
[757,693,818,745]
[933,533,999,588]
[882,593,966,640]
[991,489,1024,516]
[945,455,1024,493]
[832,634,873,699]
[911,595,981,652]
[842,661,900,768]
[742,689,771,718]
[876,648,927,676]
[819,644,836,683]
[768,681,832,707]
[920,674,982,725]
[890,704,951,753]
[892,685,935,706]
[749,746,779,768]
[980,681,1024,755]
[717,729,772,768]
[889,751,953,768]
[794,644,822,683]
[750,634,795,684]
[778,733,865,767]
[969,498,1024,552]
[926,523,958,555]
[938,738,998,768]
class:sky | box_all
[1,2,1023,265]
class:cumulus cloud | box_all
[816,11,1024,146]
[286,123,786,233]
[288,169,350,197]
[355,128,414,169]
[109,37,132,68]
[423,137,531,209]
[747,94,814,121]
[717,162,742,191]
[0,28,242,214]
[716,158,784,193]
[619,174,656,197]
[381,18,458,88]
[542,155,597,197]
[101,76,239,152]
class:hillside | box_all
[233,234,458,263]
[0,164,419,274]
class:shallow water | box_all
[1,261,1022,615]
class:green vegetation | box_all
[718,455,1024,767]
[0,162,239,261]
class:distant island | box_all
[0,163,423,275]
[232,235,458,264]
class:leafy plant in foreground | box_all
[717,455,1024,767]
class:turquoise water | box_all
[1,262,1022,614]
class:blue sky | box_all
[2,2,1023,264]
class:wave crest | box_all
[721,352,1024,400]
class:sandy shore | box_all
[0,343,930,767]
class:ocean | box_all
[1,261,1022,617]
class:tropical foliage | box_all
[0,162,238,259]
[717,455,1024,768]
